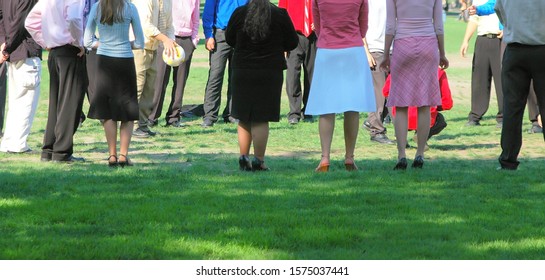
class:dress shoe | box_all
[370,134,395,144]
[393,158,407,170]
[148,120,159,127]
[288,118,299,125]
[466,120,481,126]
[303,115,314,122]
[166,120,187,128]
[52,155,85,163]
[5,148,32,154]
[528,124,543,134]
[133,127,156,138]
[239,155,251,171]
[251,157,269,171]
[362,120,372,131]
[411,155,424,169]
[201,119,214,127]
[118,154,133,168]
[224,116,239,124]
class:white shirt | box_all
[366,0,387,53]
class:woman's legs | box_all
[318,113,335,165]
[394,107,409,160]
[416,106,431,157]
[251,121,269,161]
[343,111,359,164]
[119,121,134,157]
[237,121,252,156]
[103,119,117,160]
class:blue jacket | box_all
[202,0,248,39]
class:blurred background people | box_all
[278,0,316,125]
[0,0,42,153]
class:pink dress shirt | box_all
[385,0,444,39]
[173,0,200,47]
[312,0,368,49]
[24,0,85,49]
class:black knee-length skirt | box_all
[88,55,139,121]
[230,68,283,122]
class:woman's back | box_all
[386,0,443,39]
[313,0,368,49]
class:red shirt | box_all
[383,68,453,130]
[278,0,313,37]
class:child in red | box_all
[383,68,453,149]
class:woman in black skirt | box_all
[84,0,145,167]
[226,0,298,171]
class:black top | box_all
[0,0,42,62]
[226,4,298,70]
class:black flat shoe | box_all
[108,155,118,168]
[251,157,269,171]
[118,154,133,168]
[412,155,424,169]
[239,155,251,171]
[394,158,407,170]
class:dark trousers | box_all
[149,36,195,125]
[203,29,233,123]
[41,45,86,161]
[285,32,316,120]
[499,44,545,169]
[468,36,503,123]
[0,63,6,134]
[366,52,388,136]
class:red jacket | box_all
[278,0,313,36]
[383,68,453,130]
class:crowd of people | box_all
[0,0,543,172]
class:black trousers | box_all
[41,45,86,161]
[149,36,195,125]
[285,32,316,120]
[499,44,545,169]
[0,63,6,134]
[468,36,503,123]
[203,29,233,123]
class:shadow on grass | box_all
[1,155,545,260]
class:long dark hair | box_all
[100,0,125,25]
[243,0,271,41]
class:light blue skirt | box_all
[305,46,376,115]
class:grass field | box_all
[1,15,545,260]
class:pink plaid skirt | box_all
[386,36,441,107]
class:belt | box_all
[480,33,499,39]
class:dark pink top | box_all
[386,0,444,39]
[312,0,368,49]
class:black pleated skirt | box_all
[88,55,139,121]
[230,68,283,122]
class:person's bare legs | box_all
[119,121,134,158]
[251,122,269,168]
[394,107,409,160]
[237,121,252,156]
[318,113,335,168]
[416,106,431,157]
[103,119,117,164]
[343,111,359,168]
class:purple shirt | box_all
[385,0,444,39]
[312,0,368,49]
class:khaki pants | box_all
[133,49,158,129]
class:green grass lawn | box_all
[1,16,545,260]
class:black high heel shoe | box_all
[108,155,118,168]
[239,155,251,171]
[411,155,424,169]
[251,157,270,171]
[394,158,407,170]
[118,154,133,168]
